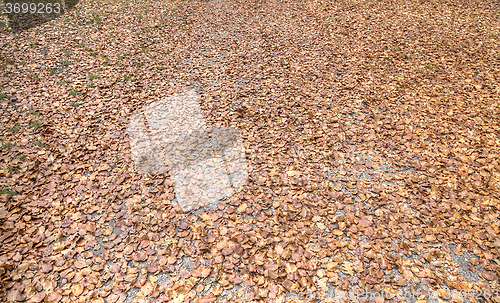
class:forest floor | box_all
[0,0,499,302]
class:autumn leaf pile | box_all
[0,0,499,302]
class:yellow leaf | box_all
[199,213,211,221]
[201,267,211,277]
[326,262,338,271]
[332,230,343,236]
[141,282,153,296]
[310,244,321,252]
[285,262,297,274]
[349,291,360,303]
[237,203,247,213]
[318,278,328,290]
[343,262,354,276]
[72,283,84,297]
[173,295,185,303]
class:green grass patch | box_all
[87,14,102,24]
[31,138,45,147]
[8,125,20,132]
[69,88,80,96]
[2,57,14,65]
[15,153,26,160]
[1,142,16,149]
[29,119,41,128]
[86,49,96,56]
[0,187,17,198]
[27,109,42,116]
[7,166,19,172]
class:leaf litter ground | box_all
[0,0,499,302]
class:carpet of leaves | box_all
[0,0,499,302]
